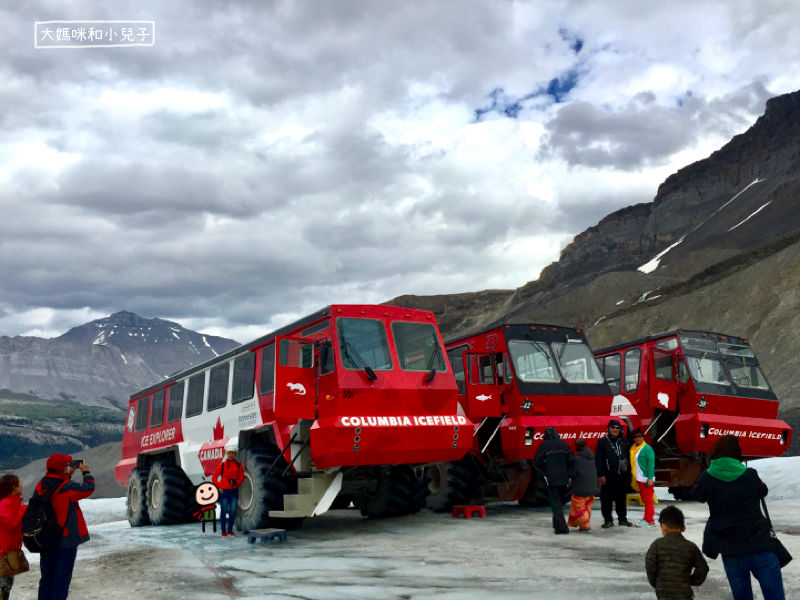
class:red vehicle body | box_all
[425,323,617,511]
[594,330,792,496]
[116,305,473,530]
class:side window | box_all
[232,353,256,404]
[469,355,495,385]
[320,341,335,375]
[259,344,275,395]
[186,373,206,418]
[502,353,513,385]
[655,338,679,351]
[167,381,184,423]
[624,348,641,392]
[678,359,690,384]
[134,395,150,432]
[653,350,675,381]
[207,363,230,411]
[601,353,621,395]
[446,345,468,396]
[279,338,314,368]
[150,389,166,428]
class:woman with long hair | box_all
[692,435,785,600]
[0,474,27,600]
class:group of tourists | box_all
[534,421,787,600]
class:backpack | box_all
[22,480,67,553]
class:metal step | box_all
[269,470,342,519]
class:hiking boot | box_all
[228,531,236,537]
[578,528,592,533]
[221,532,228,537]
[555,529,569,535]
[601,520,614,529]
[619,520,634,527]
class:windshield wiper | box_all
[338,331,378,381]
[424,344,441,383]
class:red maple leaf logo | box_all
[213,416,224,441]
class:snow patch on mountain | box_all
[729,201,772,232]
[638,236,686,274]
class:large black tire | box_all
[425,459,479,512]
[409,468,431,514]
[329,494,354,510]
[518,470,549,507]
[147,461,195,525]
[353,466,422,518]
[127,467,151,527]
[235,446,304,533]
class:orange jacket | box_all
[212,460,244,490]
[0,495,26,554]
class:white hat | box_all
[224,442,238,453]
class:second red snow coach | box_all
[116,305,473,531]
[594,330,792,497]
[426,323,616,511]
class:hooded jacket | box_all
[212,459,245,491]
[691,461,773,559]
[33,471,95,549]
[572,446,599,497]
[534,428,576,488]
[595,420,631,478]
[0,494,27,555]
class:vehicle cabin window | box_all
[302,320,329,338]
[185,373,205,418]
[207,363,230,411]
[260,344,276,395]
[167,381,185,423]
[468,354,496,385]
[678,360,691,384]
[150,389,166,428]
[680,337,718,353]
[726,362,770,390]
[446,345,469,395]
[502,353,513,385]
[551,342,604,384]
[134,395,150,432]
[337,318,392,371]
[391,322,447,372]
[718,343,755,358]
[279,338,314,368]
[686,356,730,385]
[508,341,560,383]
[319,341,335,375]
[624,348,641,392]
[655,338,679,351]
[232,353,256,404]
[653,350,675,381]
[599,353,621,394]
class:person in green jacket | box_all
[630,428,656,527]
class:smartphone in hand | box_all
[68,459,84,469]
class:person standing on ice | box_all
[691,435,785,600]
[595,419,633,528]
[534,427,576,535]
[212,446,244,537]
[567,438,598,533]
[630,429,656,527]
[33,454,94,600]
[0,475,28,600]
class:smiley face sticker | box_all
[196,482,220,506]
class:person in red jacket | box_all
[212,447,244,537]
[34,454,94,600]
[0,475,27,600]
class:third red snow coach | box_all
[116,305,473,530]
[426,323,616,511]
[594,330,792,497]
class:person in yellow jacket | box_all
[630,429,656,527]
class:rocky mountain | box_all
[389,88,800,429]
[0,311,239,409]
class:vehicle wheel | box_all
[353,465,420,518]
[147,461,194,525]
[518,470,549,507]
[329,494,353,510]
[127,467,151,527]
[425,459,479,512]
[235,446,304,533]
[408,468,431,514]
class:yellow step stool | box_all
[627,492,659,506]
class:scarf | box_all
[630,440,645,491]
[706,457,747,482]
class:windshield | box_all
[392,322,446,372]
[686,356,730,386]
[719,343,755,358]
[551,342,605,384]
[726,361,770,390]
[508,341,560,383]
[337,318,393,371]
[680,337,719,353]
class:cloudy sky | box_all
[1,0,798,342]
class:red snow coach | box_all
[425,323,617,511]
[115,305,473,531]
[594,330,792,498]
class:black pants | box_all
[38,546,78,600]
[548,486,569,533]
[600,474,628,523]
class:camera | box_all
[68,459,84,468]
